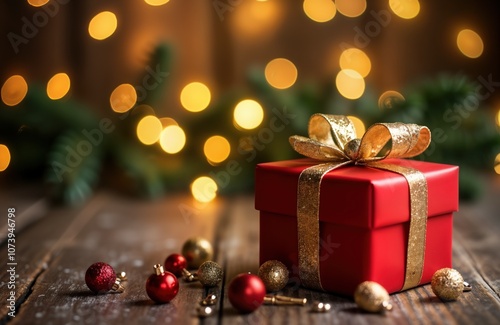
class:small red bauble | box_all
[85,262,121,294]
[146,264,179,303]
[164,254,187,277]
[228,273,266,313]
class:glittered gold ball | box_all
[354,281,392,313]
[197,261,223,287]
[431,268,464,301]
[181,237,213,269]
[258,260,289,292]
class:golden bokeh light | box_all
[47,73,71,100]
[204,135,231,164]
[233,0,281,38]
[457,29,484,59]
[110,83,137,113]
[159,117,178,128]
[303,0,336,23]
[389,0,420,19]
[27,0,49,7]
[180,82,211,113]
[335,0,366,17]
[233,99,264,130]
[144,0,170,6]
[136,115,163,145]
[159,125,186,154]
[347,116,366,138]
[335,69,365,100]
[339,48,371,77]
[88,11,118,40]
[378,90,405,109]
[191,176,218,203]
[495,153,500,175]
[496,109,500,127]
[265,58,298,89]
[0,144,11,172]
[1,75,28,107]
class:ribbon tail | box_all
[370,162,428,291]
[297,160,351,291]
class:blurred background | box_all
[0,0,499,205]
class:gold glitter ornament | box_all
[258,260,289,292]
[181,237,214,269]
[431,268,464,300]
[197,261,223,287]
[354,281,393,313]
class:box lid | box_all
[255,158,459,229]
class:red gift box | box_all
[255,158,458,296]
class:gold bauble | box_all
[431,268,464,301]
[258,260,289,292]
[197,261,223,287]
[354,281,392,313]
[181,237,213,269]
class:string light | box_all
[347,116,366,138]
[110,84,137,113]
[335,69,365,100]
[303,0,336,23]
[27,0,49,7]
[0,144,11,172]
[265,58,298,89]
[137,115,162,145]
[378,90,405,109]
[389,0,420,20]
[335,0,366,17]
[191,176,218,203]
[88,11,118,40]
[180,82,211,113]
[47,73,71,100]
[204,136,231,164]
[495,153,500,175]
[339,48,371,77]
[1,75,28,107]
[457,29,484,59]
[233,99,264,130]
[159,125,186,154]
[144,0,170,6]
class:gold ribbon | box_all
[289,114,431,291]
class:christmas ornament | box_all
[197,306,214,318]
[200,294,218,306]
[264,295,307,306]
[117,271,128,282]
[197,261,223,287]
[311,301,331,312]
[431,268,470,300]
[354,281,393,313]
[228,273,266,313]
[164,253,188,277]
[85,262,124,294]
[181,237,214,269]
[145,264,179,303]
[258,260,289,292]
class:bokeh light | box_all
[347,116,366,138]
[47,73,71,100]
[159,125,186,154]
[233,99,264,130]
[27,0,49,7]
[457,29,484,59]
[144,0,170,6]
[378,90,405,109]
[265,58,298,89]
[495,153,500,175]
[389,0,420,19]
[159,117,178,128]
[335,69,365,100]
[335,0,366,17]
[110,83,137,113]
[496,109,500,127]
[233,0,281,38]
[204,135,231,164]
[1,75,28,107]
[191,176,218,203]
[0,144,11,172]
[339,48,371,77]
[137,115,162,145]
[303,0,336,23]
[88,11,118,40]
[180,82,211,112]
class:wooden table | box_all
[1,178,500,325]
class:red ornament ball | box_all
[228,273,266,313]
[164,253,187,277]
[85,262,117,294]
[146,264,179,303]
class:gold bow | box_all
[289,114,431,292]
